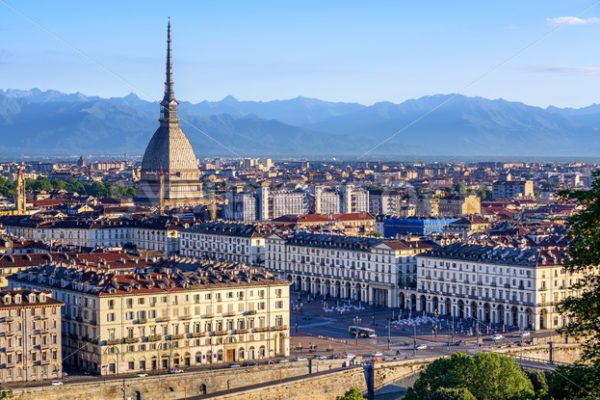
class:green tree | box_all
[471,352,534,400]
[405,352,533,400]
[558,171,600,361]
[547,363,600,400]
[336,387,364,400]
[525,369,549,399]
[0,176,15,198]
[0,389,13,399]
[431,387,477,400]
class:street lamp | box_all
[352,316,362,345]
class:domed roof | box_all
[141,124,198,173]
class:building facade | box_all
[9,261,289,375]
[179,222,266,264]
[492,180,534,200]
[265,232,435,307]
[406,243,590,331]
[0,289,62,383]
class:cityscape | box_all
[1,2,600,400]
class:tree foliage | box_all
[431,387,477,400]
[546,363,600,400]
[405,352,533,400]
[336,387,364,400]
[24,177,136,199]
[0,176,15,199]
[558,170,600,361]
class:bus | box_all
[348,326,377,338]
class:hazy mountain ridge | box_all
[0,89,599,157]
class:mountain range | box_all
[1,88,599,158]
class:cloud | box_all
[546,16,600,26]
[525,65,600,76]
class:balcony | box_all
[201,314,214,319]
[124,337,139,344]
[167,334,184,340]
[145,335,162,342]
[105,339,120,346]
[187,332,206,338]
[179,315,192,321]
[271,325,288,331]
[75,316,84,323]
[134,319,147,324]
[156,317,170,323]
[211,330,228,337]
[235,328,249,334]
[254,327,269,333]
[244,310,257,316]
[223,312,236,317]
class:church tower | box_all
[136,20,203,208]
[15,165,26,214]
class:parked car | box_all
[315,354,328,360]
[169,368,184,374]
[520,331,531,338]
[492,334,504,341]
[415,344,428,350]
[137,373,148,377]
[294,356,308,362]
[245,361,257,367]
[229,364,241,369]
[278,358,289,364]
[51,380,63,386]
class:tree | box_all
[0,389,13,399]
[0,176,15,199]
[470,352,533,400]
[525,369,549,399]
[405,352,533,400]
[336,387,364,400]
[547,363,600,400]
[431,388,476,400]
[558,170,600,361]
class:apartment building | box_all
[179,222,267,264]
[1,215,183,256]
[409,243,592,330]
[492,180,534,200]
[0,289,63,383]
[9,261,290,375]
[266,232,436,307]
[438,194,481,216]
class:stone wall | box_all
[11,360,345,400]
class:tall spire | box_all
[160,17,179,125]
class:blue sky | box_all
[2,0,600,107]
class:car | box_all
[315,354,328,360]
[415,344,428,350]
[245,361,257,367]
[520,331,531,338]
[62,372,69,377]
[169,368,184,374]
[294,356,308,362]
[229,364,241,369]
[277,358,289,364]
[453,340,464,346]
[345,353,356,359]
[51,380,63,386]
[137,373,148,377]
[492,334,504,341]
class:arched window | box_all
[238,348,245,360]
[259,346,266,358]
[195,351,203,364]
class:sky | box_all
[1,0,600,107]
